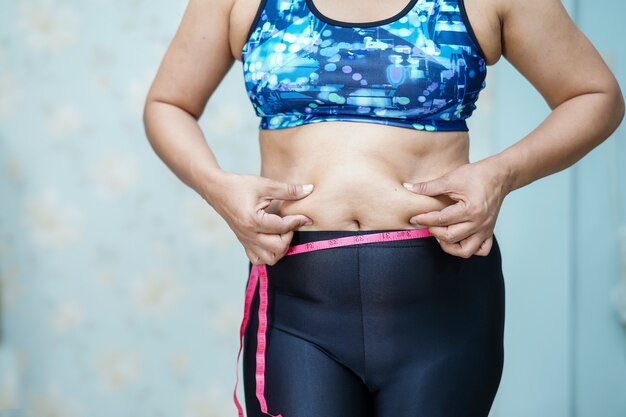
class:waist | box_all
[258,121,469,230]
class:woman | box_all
[143,0,624,416]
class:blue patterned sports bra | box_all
[241,0,487,132]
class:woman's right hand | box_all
[203,171,315,266]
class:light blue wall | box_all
[573,0,626,414]
[0,0,624,416]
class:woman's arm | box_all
[143,0,315,265]
[143,0,235,200]
[404,0,624,257]
[483,0,625,195]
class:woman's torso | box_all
[230,0,503,231]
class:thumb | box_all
[282,214,313,228]
[403,177,449,196]
[263,179,314,201]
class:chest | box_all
[240,0,491,130]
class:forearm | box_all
[142,99,229,203]
[481,89,625,196]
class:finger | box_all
[474,236,493,256]
[262,179,314,201]
[248,244,280,265]
[427,221,476,244]
[255,231,294,256]
[403,176,451,196]
[437,233,487,259]
[456,233,489,258]
[436,238,462,257]
[410,201,469,227]
[281,214,314,231]
[253,209,312,234]
[246,231,295,265]
[253,198,273,212]
[245,247,264,265]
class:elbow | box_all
[614,85,625,130]
[607,78,625,133]
[142,95,163,145]
[142,96,152,137]
[142,95,156,134]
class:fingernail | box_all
[402,182,413,189]
[302,184,314,193]
[303,219,313,225]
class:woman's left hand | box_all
[402,161,509,258]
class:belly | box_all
[258,121,470,231]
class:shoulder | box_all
[481,0,577,65]
[497,0,574,43]
[495,0,620,109]
[498,0,567,17]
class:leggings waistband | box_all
[289,228,435,245]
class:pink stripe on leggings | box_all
[233,228,434,417]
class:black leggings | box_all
[243,229,505,417]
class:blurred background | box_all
[1,0,625,416]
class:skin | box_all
[143,0,625,265]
